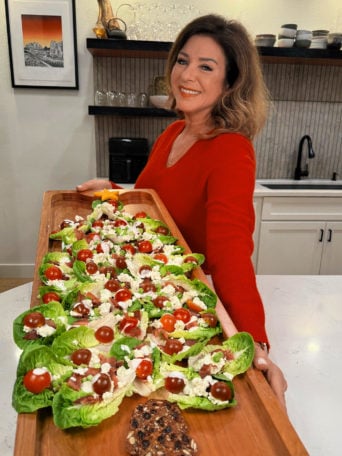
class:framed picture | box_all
[4,0,79,89]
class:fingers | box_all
[76,179,111,192]
[253,353,288,413]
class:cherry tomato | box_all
[72,303,90,316]
[77,249,93,262]
[201,313,218,328]
[173,308,191,324]
[114,219,127,227]
[23,312,45,328]
[139,265,152,275]
[42,292,61,303]
[115,289,132,302]
[139,279,156,293]
[95,326,114,343]
[186,299,204,313]
[108,200,119,210]
[154,225,170,235]
[210,381,232,401]
[135,359,153,379]
[153,253,168,264]
[163,339,183,355]
[164,376,185,394]
[104,279,121,292]
[115,257,127,269]
[183,255,199,265]
[86,261,98,275]
[45,266,63,281]
[93,373,111,395]
[160,314,176,332]
[134,211,147,219]
[137,240,153,253]
[119,316,139,332]
[96,243,104,253]
[153,296,169,309]
[122,244,136,255]
[92,220,104,228]
[23,368,51,394]
[71,348,92,365]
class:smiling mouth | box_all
[179,87,200,97]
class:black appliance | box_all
[109,137,149,183]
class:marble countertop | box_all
[1,275,341,456]
[254,179,342,197]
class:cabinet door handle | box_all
[327,229,332,242]
[319,229,324,242]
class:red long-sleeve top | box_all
[126,120,267,344]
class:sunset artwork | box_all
[21,14,64,68]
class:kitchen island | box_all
[1,275,341,456]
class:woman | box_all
[77,14,287,409]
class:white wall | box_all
[0,0,341,277]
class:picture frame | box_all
[4,0,79,89]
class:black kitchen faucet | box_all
[294,135,315,180]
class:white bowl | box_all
[280,27,297,38]
[277,38,295,48]
[149,95,169,109]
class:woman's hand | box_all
[76,179,112,192]
[253,344,288,412]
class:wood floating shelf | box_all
[87,38,342,65]
[88,106,177,117]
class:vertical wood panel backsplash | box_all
[93,57,342,180]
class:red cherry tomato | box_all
[108,200,119,210]
[160,314,176,332]
[23,312,45,328]
[72,303,90,316]
[92,220,104,228]
[77,249,93,262]
[42,292,61,303]
[210,382,232,401]
[122,244,136,255]
[135,359,153,379]
[104,279,121,292]
[154,225,170,235]
[45,266,63,281]
[201,313,218,328]
[173,308,191,324]
[114,219,127,227]
[183,255,199,265]
[93,373,111,395]
[163,339,183,355]
[153,296,169,309]
[115,289,132,302]
[23,368,51,394]
[115,257,127,269]
[86,261,98,275]
[119,316,139,332]
[137,240,153,253]
[186,299,204,313]
[139,279,156,293]
[134,211,147,219]
[153,253,168,264]
[95,326,114,343]
[71,348,92,365]
[164,376,185,394]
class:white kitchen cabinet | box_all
[256,197,342,275]
[252,197,262,269]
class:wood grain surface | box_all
[14,190,308,456]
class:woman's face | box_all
[170,34,227,120]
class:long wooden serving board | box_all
[14,189,308,456]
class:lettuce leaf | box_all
[13,301,68,349]
[12,345,73,413]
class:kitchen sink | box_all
[261,183,342,190]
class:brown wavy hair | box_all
[165,14,269,140]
